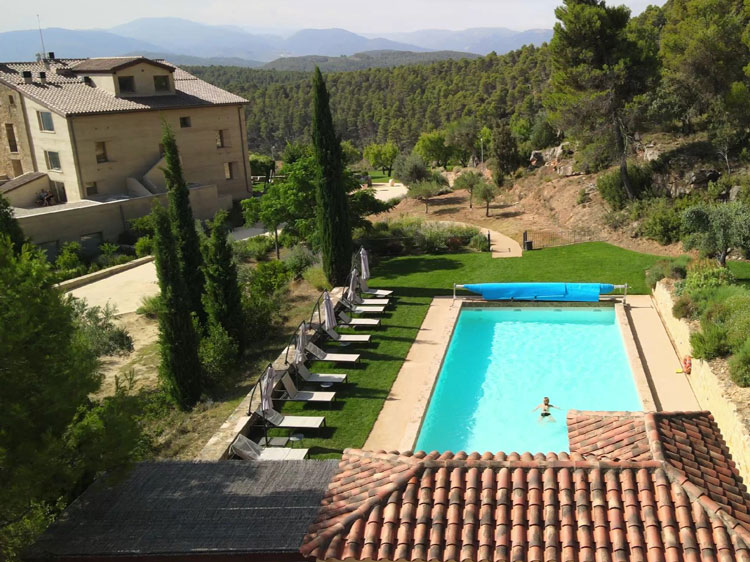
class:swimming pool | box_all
[415,306,643,453]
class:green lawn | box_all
[368,169,392,183]
[275,242,671,458]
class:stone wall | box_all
[653,280,750,483]
[17,183,230,246]
[0,83,35,179]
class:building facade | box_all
[0,55,250,250]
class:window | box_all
[37,111,54,132]
[44,150,61,171]
[51,181,67,203]
[153,75,170,92]
[224,162,234,180]
[95,141,108,163]
[117,76,135,93]
[80,232,103,256]
[38,240,60,260]
[216,130,225,148]
[11,160,23,177]
[179,116,191,128]
[8,95,15,107]
[5,124,18,152]
[84,182,98,196]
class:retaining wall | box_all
[653,280,750,483]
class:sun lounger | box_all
[306,342,360,363]
[230,434,308,461]
[355,296,390,306]
[279,373,336,403]
[323,326,371,344]
[362,287,393,297]
[338,311,380,328]
[340,298,385,314]
[295,362,348,385]
[259,408,325,430]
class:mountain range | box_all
[0,17,553,67]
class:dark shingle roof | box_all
[0,58,247,117]
[26,460,339,560]
[68,56,173,73]
[302,411,750,562]
[0,172,47,194]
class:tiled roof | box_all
[0,171,47,194]
[302,411,750,562]
[0,58,247,117]
[68,56,173,73]
[568,410,652,461]
[650,412,750,527]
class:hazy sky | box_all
[4,0,657,34]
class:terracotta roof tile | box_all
[303,411,750,562]
[0,58,247,117]
[650,412,750,528]
[568,410,653,461]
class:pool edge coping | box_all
[364,297,657,453]
[615,303,658,411]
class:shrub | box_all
[392,153,430,185]
[690,323,731,359]
[469,233,491,252]
[672,295,695,319]
[283,244,317,278]
[136,294,162,319]
[233,236,275,262]
[645,259,686,289]
[134,236,153,257]
[603,210,629,230]
[303,265,332,291]
[683,260,736,293]
[247,260,290,295]
[576,189,590,205]
[639,199,682,245]
[724,296,750,351]
[199,322,240,393]
[55,242,87,278]
[242,293,277,343]
[729,339,750,387]
[69,298,133,357]
[597,163,654,210]
[360,218,479,255]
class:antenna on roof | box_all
[36,14,47,59]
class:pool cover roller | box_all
[461,282,616,302]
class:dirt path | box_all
[94,312,160,399]
[69,261,159,315]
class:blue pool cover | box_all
[462,282,615,302]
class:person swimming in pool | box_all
[532,397,560,423]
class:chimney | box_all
[47,51,55,60]
[39,71,47,85]
[22,70,32,84]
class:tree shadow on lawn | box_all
[432,196,466,206]
[371,286,456,299]
[490,210,523,219]
[374,257,465,279]
[431,207,464,216]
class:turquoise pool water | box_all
[415,307,643,453]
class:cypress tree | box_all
[161,123,205,323]
[202,210,245,353]
[152,203,202,410]
[311,67,352,286]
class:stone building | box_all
[0,55,250,254]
